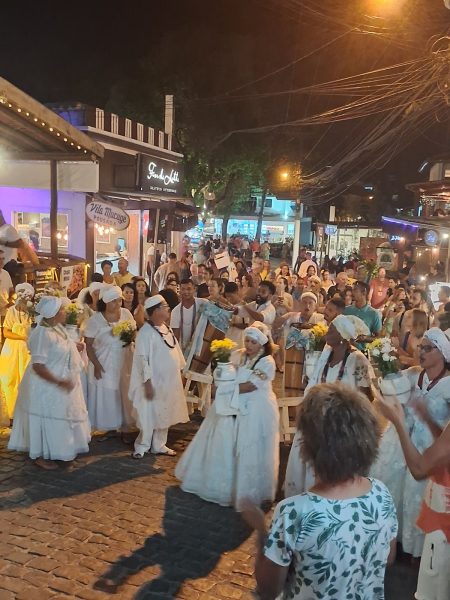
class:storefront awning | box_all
[94,191,198,215]
[0,77,103,161]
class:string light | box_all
[0,93,91,154]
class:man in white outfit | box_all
[130,295,189,458]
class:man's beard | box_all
[255,295,265,306]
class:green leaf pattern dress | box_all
[264,478,398,599]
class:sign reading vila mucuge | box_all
[85,200,130,231]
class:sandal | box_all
[132,452,144,459]
[151,446,176,456]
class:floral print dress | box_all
[265,478,398,600]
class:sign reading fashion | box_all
[85,200,130,231]
[139,155,183,197]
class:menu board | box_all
[34,268,57,292]
[60,264,86,298]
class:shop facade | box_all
[1,99,196,280]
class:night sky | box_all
[2,0,450,207]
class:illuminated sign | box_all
[325,225,338,235]
[140,155,183,197]
[424,229,439,247]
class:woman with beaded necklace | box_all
[129,295,189,459]
[284,314,374,497]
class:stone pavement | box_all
[0,419,418,600]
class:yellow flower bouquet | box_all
[309,322,329,351]
[210,338,236,363]
[65,303,83,326]
[112,320,136,347]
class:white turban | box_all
[89,282,106,294]
[301,291,318,303]
[423,328,450,362]
[76,287,91,307]
[244,326,269,345]
[15,282,35,298]
[99,285,122,303]
[35,296,62,319]
[144,294,166,310]
[332,315,369,341]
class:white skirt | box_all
[86,381,123,431]
[9,373,91,461]
[175,404,237,506]
[234,396,280,509]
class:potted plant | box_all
[210,338,237,383]
[367,337,410,404]
[65,303,84,341]
[304,322,328,379]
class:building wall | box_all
[0,187,86,258]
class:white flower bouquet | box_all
[367,337,399,377]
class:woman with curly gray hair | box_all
[242,382,398,600]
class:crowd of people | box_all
[0,239,449,600]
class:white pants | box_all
[134,427,168,455]
[415,531,450,600]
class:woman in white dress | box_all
[234,326,279,510]
[130,295,189,458]
[8,296,90,470]
[284,314,375,497]
[0,283,34,422]
[377,327,450,558]
[84,285,136,436]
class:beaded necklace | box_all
[149,321,176,349]
[321,348,352,383]
[417,367,447,393]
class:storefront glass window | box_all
[14,211,69,254]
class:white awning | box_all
[0,160,99,192]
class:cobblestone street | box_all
[0,417,418,600]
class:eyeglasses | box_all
[417,344,437,353]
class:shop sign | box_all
[424,229,439,247]
[85,200,129,231]
[139,155,183,197]
[325,225,338,235]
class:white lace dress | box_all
[8,323,90,460]
[284,348,375,498]
[84,309,135,431]
[234,353,280,509]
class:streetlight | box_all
[280,171,289,180]
[366,0,407,17]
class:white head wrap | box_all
[301,291,318,303]
[36,296,62,319]
[244,326,269,345]
[99,285,122,303]
[76,287,91,307]
[332,315,369,341]
[144,294,166,310]
[89,282,106,294]
[423,328,450,362]
[15,282,35,298]
[308,275,321,285]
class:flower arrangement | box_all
[308,322,329,352]
[65,303,83,326]
[367,337,399,377]
[210,338,236,363]
[112,320,136,347]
